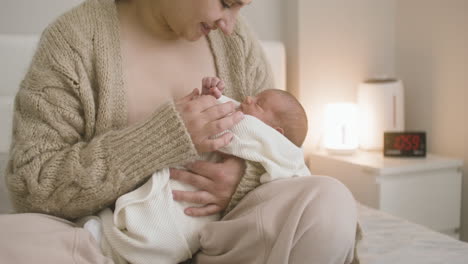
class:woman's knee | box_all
[314,176,356,209]
[299,176,358,245]
[296,176,356,208]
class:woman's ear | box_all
[274,127,284,135]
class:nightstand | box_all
[307,150,463,239]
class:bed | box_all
[1,34,468,263]
[357,204,468,263]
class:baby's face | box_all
[240,90,281,127]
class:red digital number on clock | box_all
[384,132,426,157]
[393,135,421,151]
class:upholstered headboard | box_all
[261,41,286,91]
[0,35,286,213]
[0,34,40,213]
[0,35,39,153]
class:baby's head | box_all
[240,89,308,147]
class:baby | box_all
[203,76,308,148]
[84,77,311,264]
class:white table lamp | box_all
[323,103,358,154]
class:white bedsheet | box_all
[357,204,468,264]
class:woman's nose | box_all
[216,9,240,35]
[216,19,233,35]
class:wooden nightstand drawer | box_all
[307,150,463,239]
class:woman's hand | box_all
[170,154,246,216]
[175,88,244,153]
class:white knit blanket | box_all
[99,97,311,264]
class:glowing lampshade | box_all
[324,103,358,154]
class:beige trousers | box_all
[0,213,113,263]
[0,176,358,264]
[195,176,358,264]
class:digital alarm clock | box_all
[383,132,426,157]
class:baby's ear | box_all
[274,127,284,135]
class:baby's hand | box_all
[202,77,225,99]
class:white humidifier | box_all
[357,78,405,150]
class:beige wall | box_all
[296,0,396,150]
[0,0,82,34]
[0,0,285,39]
[242,0,286,41]
[396,0,468,241]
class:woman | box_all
[1,0,359,263]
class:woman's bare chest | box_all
[121,40,217,125]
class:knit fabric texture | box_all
[5,0,274,220]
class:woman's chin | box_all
[183,30,204,42]
[187,35,202,41]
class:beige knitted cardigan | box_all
[5,0,273,220]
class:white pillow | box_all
[260,41,286,91]
[0,96,14,153]
[0,34,39,153]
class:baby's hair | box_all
[266,89,308,147]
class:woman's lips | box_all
[201,22,212,35]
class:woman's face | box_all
[161,0,253,41]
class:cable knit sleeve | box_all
[5,24,198,220]
[222,17,276,215]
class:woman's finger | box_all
[176,88,199,106]
[170,168,213,191]
[201,101,236,122]
[185,204,222,217]
[198,132,234,153]
[184,160,218,180]
[205,111,244,136]
[172,190,215,205]
[177,95,217,123]
[185,158,239,185]
[192,95,219,112]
